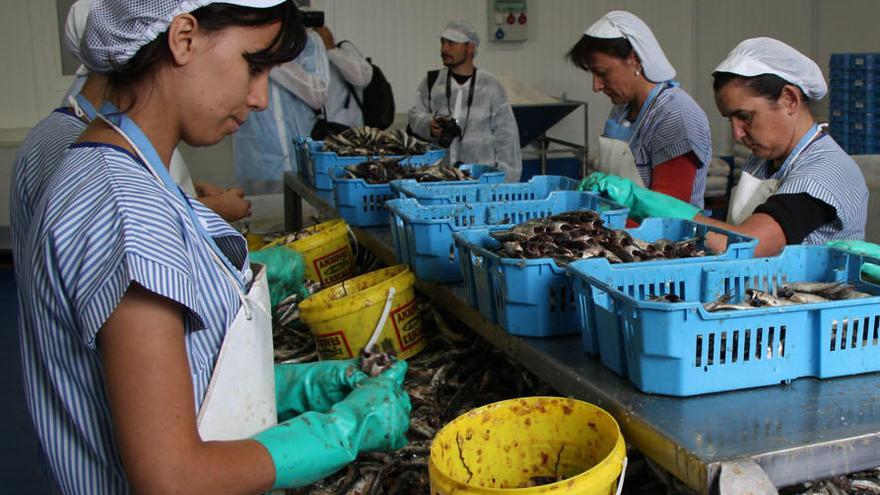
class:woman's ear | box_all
[167,14,198,66]
[780,84,803,115]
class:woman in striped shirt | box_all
[568,10,712,210]
[17,1,409,493]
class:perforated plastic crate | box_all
[386,191,628,284]
[566,245,880,396]
[333,164,501,227]
[831,53,880,70]
[454,218,756,339]
[294,137,447,190]
[390,175,579,205]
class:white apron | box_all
[198,263,276,441]
[596,83,669,186]
[727,124,826,225]
[96,105,277,442]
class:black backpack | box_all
[342,44,395,129]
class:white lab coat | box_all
[325,41,373,128]
[233,30,330,194]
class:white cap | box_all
[64,0,92,75]
[82,0,289,73]
[584,11,675,82]
[439,20,480,48]
[714,37,827,100]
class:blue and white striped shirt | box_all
[610,85,712,208]
[10,108,85,261]
[743,133,868,244]
[18,143,247,494]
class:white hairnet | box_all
[714,37,827,100]
[440,20,480,55]
[584,11,675,82]
[81,0,288,73]
[64,0,91,62]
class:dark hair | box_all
[713,72,809,103]
[566,35,634,71]
[108,1,305,100]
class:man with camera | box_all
[408,21,522,182]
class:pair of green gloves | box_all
[580,172,880,282]
[253,359,411,489]
[578,172,700,221]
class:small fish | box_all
[782,281,845,295]
[788,292,829,304]
[746,289,798,307]
[649,293,684,303]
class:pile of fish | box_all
[275,307,553,494]
[490,210,706,265]
[343,158,474,184]
[324,127,431,156]
[698,282,872,312]
[780,471,880,495]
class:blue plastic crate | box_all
[295,138,447,190]
[454,218,756,340]
[386,191,628,285]
[390,175,580,205]
[830,53,880,70]
[333,164,500,227]
[567,245,880,396]
[849,120,880,137]
[848,143,880,155]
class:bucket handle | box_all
[615,456,628,495]
[345,223,360,267]
[364,286,397,353]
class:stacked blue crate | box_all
[829,53,880,154]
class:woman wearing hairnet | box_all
[15,1,409,493]
[585,37,868,257]
[569,11,712,210]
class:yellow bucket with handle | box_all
[298,265,425,360]
[262,218,355,285]
[429,397,627,494]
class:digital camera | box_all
[435,115,462,148]
[302,10,325,28]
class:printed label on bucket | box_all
[313,246,354,285]
[314,330,355,359]
[391,299,423,351]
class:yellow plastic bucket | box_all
[263,219,355,285]
[298,265,425,361]
[429,397,626,494]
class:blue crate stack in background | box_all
[829,53,880,155]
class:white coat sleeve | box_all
[327,41,373,88]
[407,76,436,142]
[490,81,522,182]
[269,31,330,110]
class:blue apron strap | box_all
[98,102,246,292]
[629,81,668,136]
[775,123,824,180]
[72,94,99,122]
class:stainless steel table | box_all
[283,171,880,494]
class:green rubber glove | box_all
[580,172,700,221]
[274,359,369,421]
[249,246,310,310]
[826,240,880,283]
[254,360,411,489]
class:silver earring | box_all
[635,69,641,76]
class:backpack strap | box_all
[426,69,440,113]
